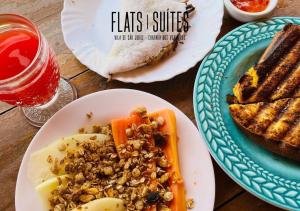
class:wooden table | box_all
[0,0,299,210]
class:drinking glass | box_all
[0,14,77,127]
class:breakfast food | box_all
[111,108,186,211]
[229,24,300,161]
[229,98,300,160]
[101,0,195,77]
[232,24,300,104]
[28,108,191,211]
[71,198,125,211]
[28,134,111,186]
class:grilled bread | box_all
[233,24,300,104]
[228,24,300,161]
[229,98,300,160]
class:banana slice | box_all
[28,134,111,186]
[72,198,125,211]
[36,176,125,211]
[36,175,68,210]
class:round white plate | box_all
[15,89,215,211]
[61,0,224,83]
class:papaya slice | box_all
[111,110,158,211]
[149,109,186,211]
[111,108,186,211]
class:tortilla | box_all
[101,0,190,77]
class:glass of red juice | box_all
[0,14,77,127]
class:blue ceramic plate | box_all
[193,17,300,210]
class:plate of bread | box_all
[61,0,223,83]
[194,17,300,210]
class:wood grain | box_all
[214,163,244,208]
[217,192,283,211]
[0,103,14,114]
[274,0,300,17]
[0,0,63,23]
[0,108,38,211]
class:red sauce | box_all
[231,0,270,13]
[0,28,60,106]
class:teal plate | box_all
[193,17,300,210]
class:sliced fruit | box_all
[112,109,187,211]
[72,198,125,211]
[111,113,147,147]
[111,109,158,211]
[35,175,68,210]
[149,109,186,211]
[28,134,111,186]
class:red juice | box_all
[0,28,60,106]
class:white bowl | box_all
[224,0,278,22]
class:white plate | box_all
[61,0,224,83]
[15,89,215,211]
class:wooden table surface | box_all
[0,0,299,210]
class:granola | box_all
[46,108,193,211]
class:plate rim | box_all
[15,88,215,210]
[193,17,300,211]
[60,0,224,83]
